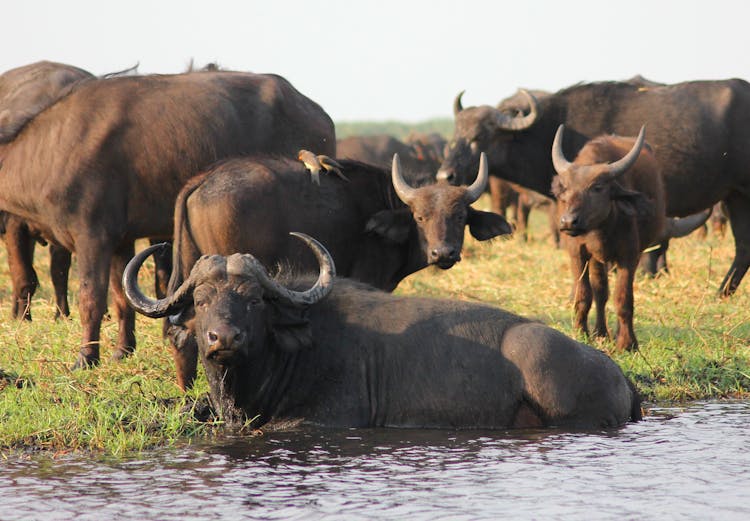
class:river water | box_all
[1,400,748,520]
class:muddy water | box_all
[1,401,748,520]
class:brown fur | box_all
[552,134,665,351]
[166,156,512,389]
[0,69,335,368]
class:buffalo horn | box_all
[392,153,417,205]
[233,232,335,306]
[465,152,489,203]
[663,209,712,240]
[551,124,573,174]
[453,90,465,116]
[495,89,539,131]
[122,243,195,318]
[606,125,646,179]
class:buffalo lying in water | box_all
[124,234,642,430]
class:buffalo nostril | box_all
[560,214,578,228]
[233,331,246,345]
[207,331,219,345]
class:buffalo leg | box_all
[73,241,113,368]
[570,246,592,337]
[719,193,750,296]
[150,238,172,299]
[50,244,71,319]
[109,243,137,360]
[547,203,561,248]
[589,259,609,339]
[612,261,638,351]
[4,217,38,321]
[166,321,199,391]
[488,176,507,216]
[516,199,532,242]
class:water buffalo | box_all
[552,126,710,351]
[0,61,94,319]
[337,134,439,179]
[552,126,657,351]
[403,131,447,170]
[123,235,642,430]
[0,61,170,321]
[164,152,510,389]
[0,66,335,368]
[438,79,750,296]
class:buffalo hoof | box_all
[111,348,134,361]
[615,337,639,352]
[71,354,100,370]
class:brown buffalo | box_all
[123,235,642,430]
[551,126,706,351]
[0,61,169,321]
[0,66,335,368]
[164,152,511,389]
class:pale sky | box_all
[5,0,750,122]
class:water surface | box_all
[1,401,748,520]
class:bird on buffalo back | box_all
[298,149,349,185]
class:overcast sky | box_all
[6,0,750,122]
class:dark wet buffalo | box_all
[123,235,642,430]
[0,65,335,368]
[165,153,510,389]
[438,80,750,296]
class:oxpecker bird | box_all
[298,149,349,185]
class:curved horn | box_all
[391,153,417,204]
[465,152,489,202]
[551,124,573,174]
[606,125,646,178]
[495,89,539,131]
[663,209,712,240]
[235,232,335,306]
[453,90,465,116]
[123,243,196,318]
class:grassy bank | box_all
[0,199,748,454]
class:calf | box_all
[124,235,641,430]
[551,125,658,351]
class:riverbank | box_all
[0,203,747,454]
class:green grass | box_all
[0,198,748,454]
[335,118,453,140]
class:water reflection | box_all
[1,401,748,520]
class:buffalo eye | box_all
[414,214,425,223]
[246,297,262,311]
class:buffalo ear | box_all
[267,300,313,353]
[610,182,654,218]
[365,209,412,244]
[467,207,513,241]
[550,176,565,198]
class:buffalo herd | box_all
[2,59,744,432]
